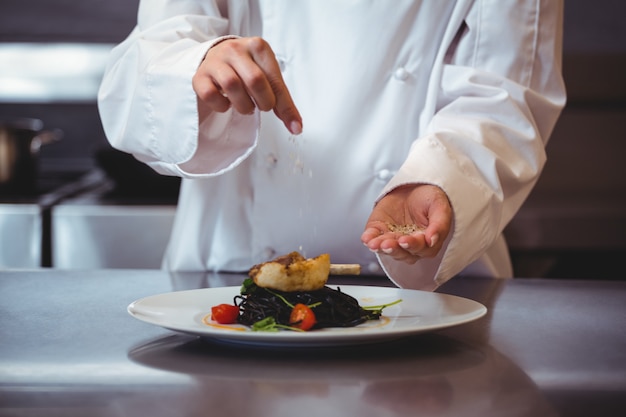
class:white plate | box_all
[127,285,487,347]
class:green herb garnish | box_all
[251,316,304,332]
[362,299,403,316]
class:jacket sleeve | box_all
[378,0,566,288]
[97,0,259,177]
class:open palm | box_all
[361,184,452,264]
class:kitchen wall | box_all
[0,0,139,175]
[506,0,626,278]
[1,1,625,278]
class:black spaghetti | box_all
[234,278,399,330]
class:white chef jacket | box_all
[98,0,566,290]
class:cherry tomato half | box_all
[211,304,240,324]
[289,303,317,331]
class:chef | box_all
[98,0,566,290]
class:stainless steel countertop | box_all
[1,270,625,416]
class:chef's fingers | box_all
[198,37,302,134]
[362,224,425,263]
[396,233,434,258]
[392,227,449,261]
[215,40,279,114]
[192,63,233,112]
[421,193,452,251]
[393,225,446,259]
[375,238,422,265]
[395,184,451,257]
[361,224,386,245]
[195,38,275,115]
[195,41,261,115]
[194,64,259,115]
[246,38,302,134]
[363,224,444,261]
[212,63,258,115]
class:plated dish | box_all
[127,285,487,347]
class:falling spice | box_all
[288,134,305,175]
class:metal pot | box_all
[0,118,63,195]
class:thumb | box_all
[424,202,452,249]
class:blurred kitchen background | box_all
[1,0,625,278]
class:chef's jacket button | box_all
[376,169,393,181]
[263,247,276,259]
[393,67,410,81]
[368,262,381,273]
[266,153,278,167]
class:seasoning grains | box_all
[288,134,306,175]
[387,223,424,235]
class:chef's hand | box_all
[361,184,452,264]
[192,37,303,135]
